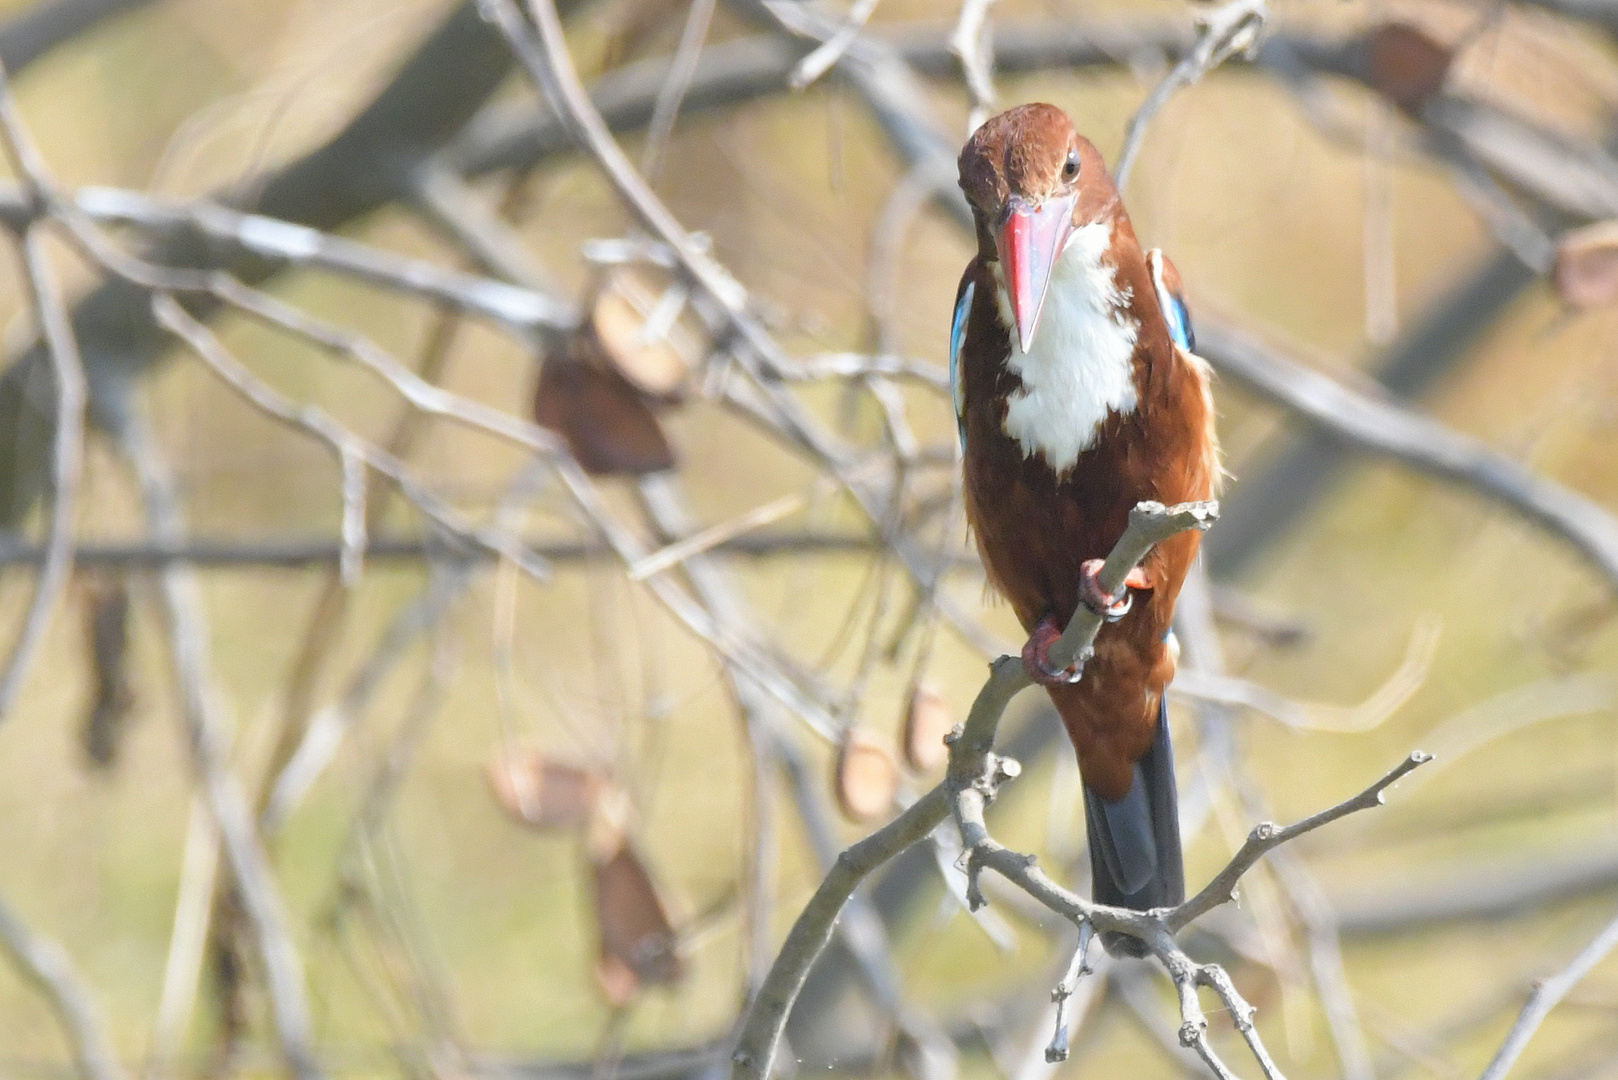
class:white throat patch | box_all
[994,220,1140,476]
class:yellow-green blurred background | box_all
[2,0,1618,1077]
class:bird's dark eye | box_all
[1063,150,1080,179]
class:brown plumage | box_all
[953,104,1218,925]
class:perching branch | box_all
[736,492,1439,1080]
[1170,752,1431,930]
[730,785,952,1080]
[731,500,1219,1080]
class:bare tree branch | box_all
[1198,320,1618,591]
[0,0,534,528]
[0,529,905,568]
[112,413,321,1080]
[0,891,126,1080]
[1479,907,1618,1080]
[0,227,84,716]
[1171,753,1429,930]
[733,500,1219,1080]
[641,0,718,179]
[0,59,88,717]
[68,186,578,333]
[1112,0,1268,190]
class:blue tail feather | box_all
[1083,695,1184,957]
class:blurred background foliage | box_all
[1,0,1618,1078]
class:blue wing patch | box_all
[1147,249,1195,353]
[1164,292,1195,352]
[950,280,974,448]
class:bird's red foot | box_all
[1022,615,1085,685]
[1079,559,1149,622]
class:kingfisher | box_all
[950,104,1219,952]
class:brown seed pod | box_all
[591,271,696,402]
[902,684,955,774]
[834,728,900,822]
[1365,23,1452,116]
[81,572,135,770]
[1555,221,1618,309]
[484,754,603,831]
[590,839,683,1005]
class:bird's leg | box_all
[1023,565,1151,686]
[1079,559,1148,622]
[1023,615,1085,685]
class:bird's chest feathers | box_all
[993,221,1140,476]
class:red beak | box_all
[998,192,1078,354]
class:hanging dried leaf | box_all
[1555,221,1618,309]
[532,342,675,476]
[902,684,955,773]
[1365,23,1452,116]
[81,572,135,770]
[592,269,699,401]
[484,754,604,830]
[834,728,900,822]
[590,838,683,1005]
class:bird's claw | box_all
[1078,558,1144,623]
[1022,617,1085,685]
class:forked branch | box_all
[733,499,1432,1080]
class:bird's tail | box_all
[1083,694,1183,957]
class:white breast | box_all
[994,220,1140,476]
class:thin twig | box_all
[642,0,719,179]
[0,62,87,717]
[1171,753,1431,930]
[114,413,321,1080]
[148,797,220,1080]
[0,227,85,717]
[150,293,551,579]
[69,186,578,333]
[789,0,884,89]
[0,891,126,1080]
[1113,0,1268,189]
[1479,906,1618,1080]
[1043,923,1093,1063]
[0,530,908,567]
[949,0,997,132]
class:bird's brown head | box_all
[958,103,1117,352]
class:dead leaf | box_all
[532,343,675,476]
[1366,23,1452,116]
[1556,221,1618,309]
[591,839,683,1004]
[484,754,603,830]
[902,684,955,773]
[834,728,899,822]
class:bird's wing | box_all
[949,275,976,449]
[1146,248,1195,353]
